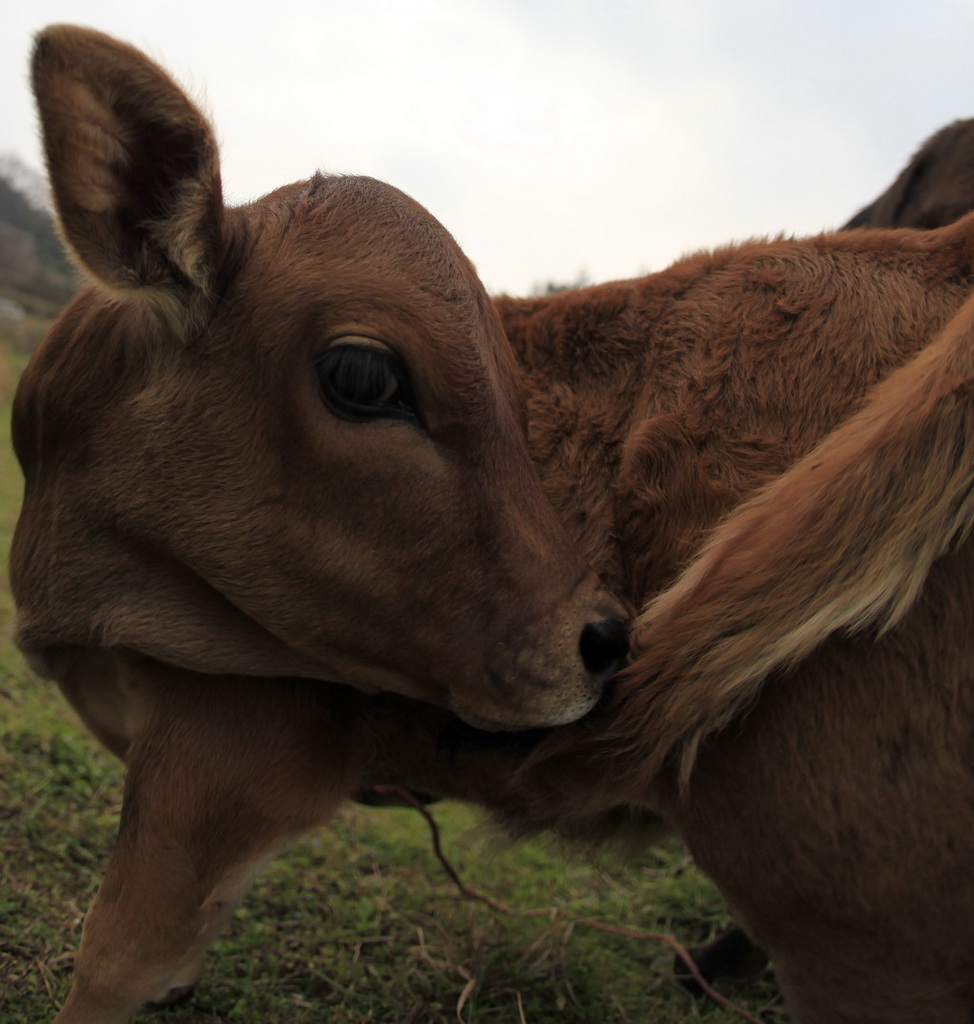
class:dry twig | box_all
[374,786,765,1024]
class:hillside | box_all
[0,155,78,345]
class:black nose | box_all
[579,615,630,680]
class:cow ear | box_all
[31,25,224,328]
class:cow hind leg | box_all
[772,949,974,1024]
[52,664,363,1024]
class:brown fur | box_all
[15,26,974,1024]
[845,118,974,229]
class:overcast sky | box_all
[3,1,974,296]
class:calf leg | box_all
[52,662,364,1024]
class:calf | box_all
[14,25,974,1024]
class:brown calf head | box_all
[11,25,628,731]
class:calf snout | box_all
[447,588,630,732]
[579,614,630,684]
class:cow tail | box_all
[619,290,974,790]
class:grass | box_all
[0,354,783,1023]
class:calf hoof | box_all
[674,926,769,994]
[146,985,195,1010]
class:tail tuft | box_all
[618,291,974,789]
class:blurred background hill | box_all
[0,154,77,353]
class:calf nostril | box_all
[579,616,630,680]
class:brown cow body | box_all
[845,117,974,229]
[14,26,974,1024]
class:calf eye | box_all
[315,344,421,424]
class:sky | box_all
[3,0,974,296]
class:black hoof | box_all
[146,985,195,1011]
[674,926,769,994]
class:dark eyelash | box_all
[315,345,422,425]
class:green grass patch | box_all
[0,370,782,1022]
